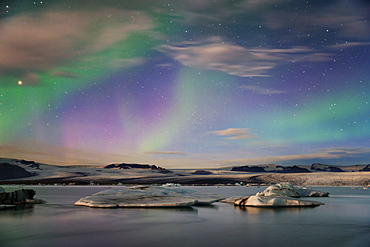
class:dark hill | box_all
[231,165,267,172]
[104,163,172,174]
[310,163,344,172]
[0,163,35,180]
[17,159,42,170]
[276,165,311,173]
[360,164,370,171]
[192,170,213,175]
[231,165,311,173]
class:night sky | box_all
[0,0,369,168]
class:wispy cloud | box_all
[330,42,370,50]
[0,143,131,166]
[239,85,286,95]
[206,128,258,140]
[218,147,370,166]
[145,151,187,155]
[111,57,146,69]
[0,8,152,86]
[315,147,370,158]
[160,40,331,77]
[51,71,79,78]
[262,1,369,40]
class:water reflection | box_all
[234,205,318,214]
[129,206,198,213]
[0,204,35,217]
[2,186,370,247]
[193,204,218,209]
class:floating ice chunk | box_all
[256,182,300,197]
[0,188,44,205]
[234,195,324,207]
[227,182,327,207]
[162,183,181,187]
[295,187,330,197]
[256,182,329,197]
[75,186,223,208]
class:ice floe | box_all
[75,185,223,208]
[256,182,329,197]
[0,187,44,208]
[233,182,328,207]
[234,195,324,207]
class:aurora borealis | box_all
[0,0,369,168]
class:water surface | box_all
[1,186,370,247]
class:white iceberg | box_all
[234,195,324,207]
[256,182,329,197]
[232,182,327,207]
[75,186,223,208]
[295,187,330,197]
[162,183,181,187]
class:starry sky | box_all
[0,0,369,168]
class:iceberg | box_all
[256,182,329,197]
[295,187,330,197]
[0,187,44,205]
[162,183,181,187]
[75,186,223,208]
[232,182,327,207]
[234,195,324,207]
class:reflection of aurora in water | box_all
[0,0,369,168]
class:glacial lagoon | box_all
[1,186,370,247]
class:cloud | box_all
[218,147,370,166]
[160,40,331,77]
[316,147,370,158]
[145,151,187,155]
[330,42,370,50]
[112,57,146,69]
[0,8,152,85]
[239,85,286,95]
[0,143,131,166]
[23,73,41,86]
[206,128,257,140]
[262,1,369,40]
[312,3,369,40]
[0,142,192,168]
[51,71,79,78]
